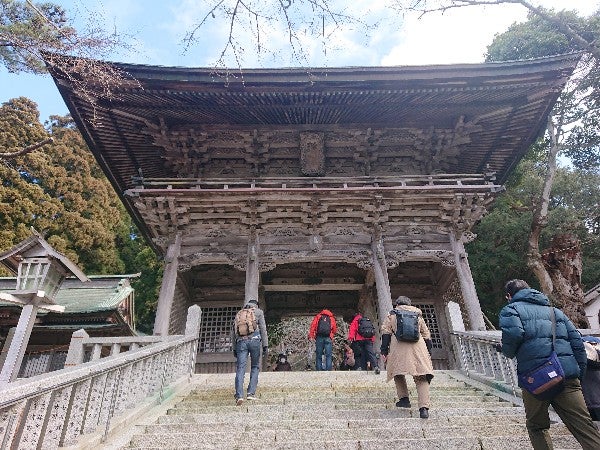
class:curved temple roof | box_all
[47,54,579,254]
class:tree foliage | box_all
[0,0,125,74]
[0,97,160,332]
[467,7,600,326]
[468,163,600,325]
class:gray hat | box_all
[393,296,411,306]
[246,299,258,306]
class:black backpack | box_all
[357,317,375,338]
[393,310,420,342]
[316,314,332,336]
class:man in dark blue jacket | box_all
[499,279,600,450]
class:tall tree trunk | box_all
[527,118,558,293]
[526,118,589,327]
[542,234,588,328]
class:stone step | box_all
[138,422,572,439]
[164,406,527,421]
[156,414,527,428]
[169,400,516,415]
[184,387,489,399]
[126,435,581,450]
[119,370,576,450]
[177,393,502,409]
[126,429,503,448]
[126,438,480,450]
[188,371,463,387]
[480,434,582,450]
[126,426,579,450]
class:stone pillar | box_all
[153,234,182,336]
[64,328,90,367]
[450,233,486,331]
[245,231,260,303]
[0,304,38,386]
[371,237,393,326]
[446,301,466,333]
[185,304,203,338]
[0,327,17,371]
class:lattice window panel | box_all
[199,306,238,353]
[414,303,442,349]
[18,351,67,378]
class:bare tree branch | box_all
[0,137,54,159]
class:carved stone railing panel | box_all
[0,403,25,447]
[97,370,120,434]
[61,378,92,445]
[20,391,52,449]
[0,305,201,450]
[42,385,73,449]
[450,331,518,397]
[114,364,132,415]
[82,373,107,434]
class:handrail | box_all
[450,330,518,397]
[0,305,201,449]
[129,173,499,191]
[0,335,192,408]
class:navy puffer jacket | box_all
[499,288,586,383]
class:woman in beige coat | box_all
[380,295,434,418]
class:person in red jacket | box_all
[348,313,380,374]
[308,309,337,371]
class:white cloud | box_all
[381,0,598,66]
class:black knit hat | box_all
[393,296,411,306]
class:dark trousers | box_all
[355,340,378,370]
[522,378,600,450]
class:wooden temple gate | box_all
[48,54,578,372]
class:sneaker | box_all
[235,397,243,406]
[374,367,381,375]
[246,394,257,400]
[419,407,429,419]
[395,397,411,408]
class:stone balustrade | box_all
[451,329,600,397]
[450,330,519,396]
[0,305,201,449]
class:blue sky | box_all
[0,0,596,123]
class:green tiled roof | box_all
[0,275,137,314]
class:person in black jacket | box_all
[581,336,600,421]
[499,279,600,449]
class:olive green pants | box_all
[522,378,600,450]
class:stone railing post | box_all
[184,305,202,338]
[446,301,465,370]
[0,327,17,371]
[64,329,90,367]
[184,305,202,377]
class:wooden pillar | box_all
[245,231,260,303]
[153,234,182,336]
[450,233,486,331]
[0,304,38,386]
[371,236,393,326]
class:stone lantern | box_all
[0,229,89,386]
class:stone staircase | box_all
[115,370,581,450]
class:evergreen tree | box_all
[0,97,159,331]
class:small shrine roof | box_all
[0,274,138,314]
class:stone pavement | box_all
[111,370,580,450]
